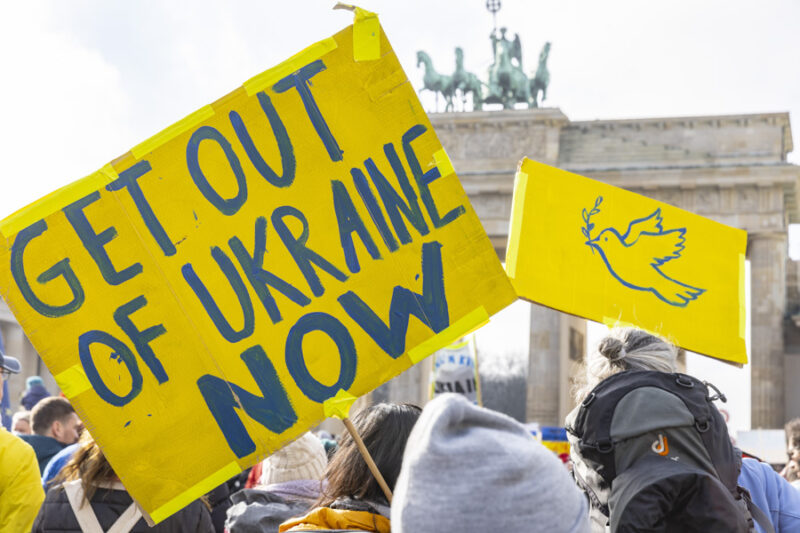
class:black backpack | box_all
[566,370,774,533]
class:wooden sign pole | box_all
[342,417,393,503]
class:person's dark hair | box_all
[31,396,75,435]
[317,403,421,506]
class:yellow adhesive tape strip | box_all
[433,149,455,178]
[408,306,489,364]
[738,252,746,341]
[446,339,470,350]
[504,171,528,279]
[323,389,358,419]
[366,68,407,102]
[353,7,380,61]
[149,461,240,524]
[601,316,639,330]
[131,105,215,159]
[244,37,338,96]
[54,364,92,398]
[0,163,119,239]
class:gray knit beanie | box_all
[392,393,590,533]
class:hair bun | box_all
[598,337,626,362]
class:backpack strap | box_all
[64,480,104,533]
[107,502,142,533]
[740,487,776,533]
[63,479,143,533]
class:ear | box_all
[51,419,63,439]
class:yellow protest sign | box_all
[0,11,516,522]
[506,158,746,365]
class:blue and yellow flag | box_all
[506,158,747,365]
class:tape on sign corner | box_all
[433,149,455,179]
[352,7,380,61]
[601,315,637,330]
[244,37,338,96]
[149,461,240,524]
[504,171,529,279]
[738,252,746,340]
[0,165,120,239]
[54,365,92,399]
[407,306,490,364]
[323,389,358,420]
[131,105,215,160]
[446,339,470,351]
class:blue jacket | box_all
[42,443,79,488]
[739,458,800,533]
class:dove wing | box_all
[633,228,687,266]
[623,208,664,243]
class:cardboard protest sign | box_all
[0,9,516,522]
[429,337,481,404]
[506,158,746,365]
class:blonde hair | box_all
[573,327,678,401]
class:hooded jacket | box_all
[21,383,50,411]
[0,428,44,532]
[19,434,68,473]
[279,497,390,532]
[226,487,313,533]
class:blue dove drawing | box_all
[582,196,705,307]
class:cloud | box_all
[0,3,133,218]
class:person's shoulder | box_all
[0,429,36,459]
[740,458,772,487]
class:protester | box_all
[226,431,328,532]
[279,403,421,533]
[11,409,31,434]
[740,456,800,529]
[0,352,45,531]
[205,481,232,533]
[21,375,51,410]
[42,442,80,488]
[392,393,590,532]
[786,418,800,454]
[568,327,800,533]
[316,430,338,458]
[32,431,214,532]
[20,396,82,472]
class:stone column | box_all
[749,232,787,428]
[526,303,561,425]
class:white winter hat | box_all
[259,432,328,486]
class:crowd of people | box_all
[2,327,800,532]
